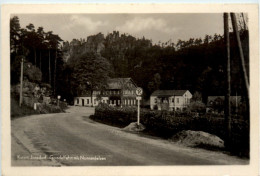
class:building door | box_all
[82,99,84,106]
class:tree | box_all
[36,26,46,70]
[148,73,161,93]
[45,31,62,89]
[72,52,112,106]
[188,101,206,113]
[24,23,40,65]
[10,16,21,54]
[192,91,202,102]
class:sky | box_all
[14,13,224,44]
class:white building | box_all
[150,90,192,111]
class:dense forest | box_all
[10,16,64,95]
[10,15,249,104]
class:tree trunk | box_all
[49,49,51,85]
[91,90,93,107]
[19,58,24,107]
[224,13,231,149]
[39,51,42,71]
[54,49,57,95]
[34,48,37,66]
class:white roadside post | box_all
[135,87,143,126]
[57,95,61,106]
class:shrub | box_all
[188,101,206,113]
[37,103,64,114]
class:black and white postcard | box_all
[1,3,259,176]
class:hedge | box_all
[92,103,249,157]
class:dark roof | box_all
[151,90,188,97]
[207,96,242,102]
[207,96,242,105]
[76,78,137,97]
[107,78,137,89]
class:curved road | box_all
[11,106,247,166]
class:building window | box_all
[118,100,120,105]
[87,99,89,104]
[177,98,179,104]
[172,98,174,103]
[77,99,79,104]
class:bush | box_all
[59,101,68,110]
[11,95,65,118]
[188,101,206,113]
[37,103,64,114]
[93,103,249,157]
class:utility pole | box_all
[19,57,24,107]
[230,13,249,121]
[224,13,231,147]
[230,13,249,98]
[54,48,57,95]
[49,49,51,85]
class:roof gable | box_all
[151,90,189,97]
[107,78,137,89]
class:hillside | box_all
[63,30,249,102]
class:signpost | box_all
[57,95,61,106]
[136,87,143,126]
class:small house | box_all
[206,96,242,113]
[150,90,192,111]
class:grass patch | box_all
[11,96,67,119]
[11,97,40,119]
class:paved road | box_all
[11,106,248,166]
